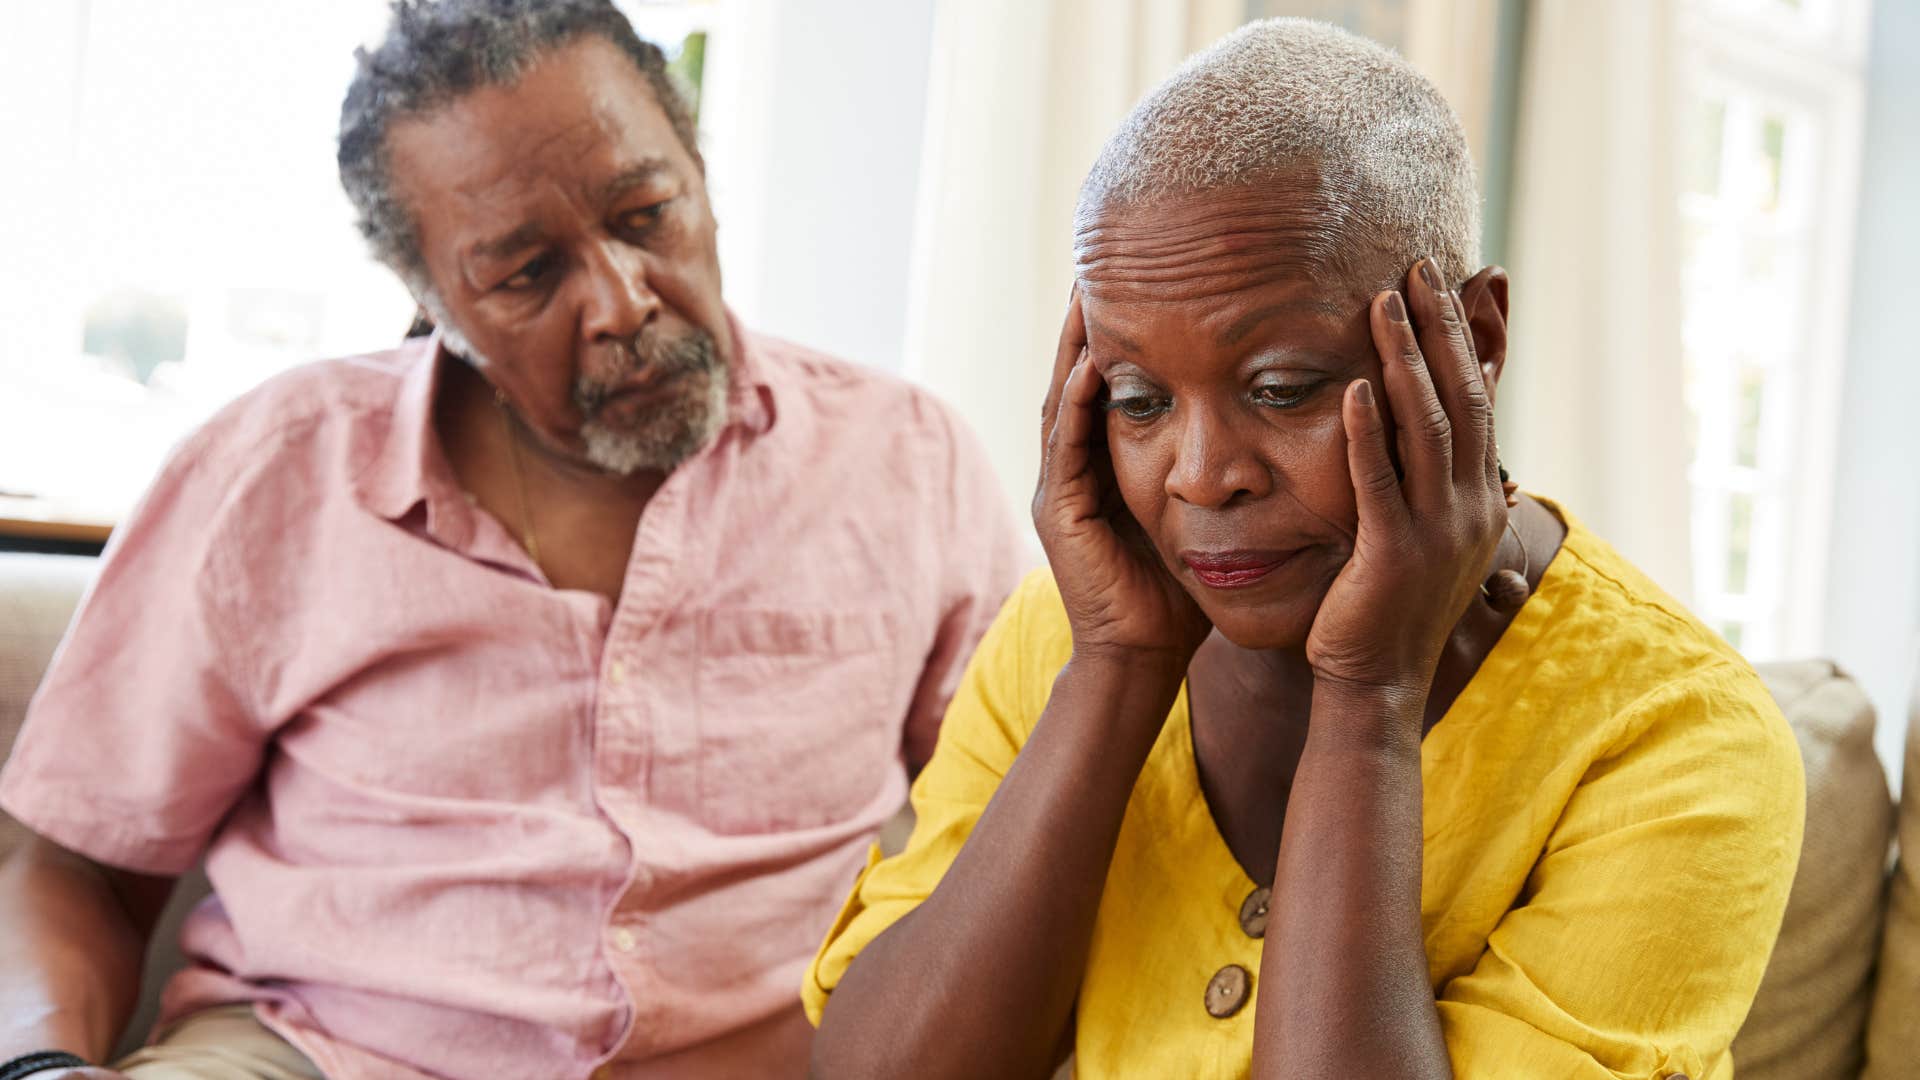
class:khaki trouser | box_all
[113,1005,322,1080]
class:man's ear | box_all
[1459,266,1509,405]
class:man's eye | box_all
[618,203,667,233]
[1253,382,1316,409]
[501,254,557,291]
[1103,394,1170,422]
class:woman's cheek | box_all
[1105,428,1169,528]
[1306,412,1362,532]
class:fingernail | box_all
[1354,379,1374,407]
[1385,292,1407,323]
[1419,259,1442,292]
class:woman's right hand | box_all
[1033,287,1211,665]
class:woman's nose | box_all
[1163,408,1271,509]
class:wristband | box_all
[0,1051,89,1080]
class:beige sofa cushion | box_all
[1734,660,1895,1080]
[0,554,96,859]
[1864,669,1919,1080]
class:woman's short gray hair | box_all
[1077,17,1480,287]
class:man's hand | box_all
[0,838,173,1074]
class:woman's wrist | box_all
[1068,641,1191,686]
[1306,675,1428,757]
[1048,648,1188,756]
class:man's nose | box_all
[579,240,659,345]
[1163,407,1270,509]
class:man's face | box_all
[1077,181,1434,651]
[385,37,732,474]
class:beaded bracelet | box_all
[0,1051,89,1080]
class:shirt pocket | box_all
[695,608,900,835]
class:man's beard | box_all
[437,314,729,477]
[572,328,728,476]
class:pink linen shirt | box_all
[0,322,1025,1079]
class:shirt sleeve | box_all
[898,402,1034,774]
[805,568,1053,1025]
[0,426,272,876]
[1436,662,1806,1079]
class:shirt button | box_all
[610,927,637,952]
[1205,964,1251,1018]
[609,661,628,685]
[1238,886,1271,939]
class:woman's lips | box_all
[1179,549,1298,590]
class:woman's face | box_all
[1077,185,1494,651]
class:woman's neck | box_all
[1195,494,1564,737]
[1185,496,1569,884]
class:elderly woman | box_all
[802,18,1801,1080]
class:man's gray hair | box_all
[337,0,697,298]
[1077,17,1480,286]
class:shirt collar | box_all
[723,309,778,436]
[355,328,478,551]
[356,311,776,528]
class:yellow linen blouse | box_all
[804,503,1804,1079]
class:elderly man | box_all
[0,2,1021,1078]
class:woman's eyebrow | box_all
[1085,317,1144,355]
[1219,298,1348,346]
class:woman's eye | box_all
[1253,382,1316,409]
[1103,394,1171,422]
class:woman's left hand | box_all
[1305,257,1507,697]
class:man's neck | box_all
[435,358,659,600]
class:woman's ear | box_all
[1459,266,1509,405]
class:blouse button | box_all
[1204,964,1252,1018]
[1238,886,1271,938]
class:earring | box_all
[1481,457,1530,613]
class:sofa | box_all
[1,550,1915,1075]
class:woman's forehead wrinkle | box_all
[1074,185,1357,303]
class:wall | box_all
[701,0,938,374]
[1823,0,1920,792]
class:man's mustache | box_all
[572,329,721,415]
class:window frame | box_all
[1675,0,1871,658]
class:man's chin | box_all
[572,357,731,475]
[579,413,724,476]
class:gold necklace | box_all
[494,390,542,567]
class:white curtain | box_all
[1500,0,1695,600]
[901,0,1245,526]
[1402,0,1504,171]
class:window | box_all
[1676,0,1871,657]
[0,1,715,532]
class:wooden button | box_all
[1204,964,1251,1018]
[1238,886,1271,938]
